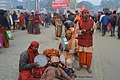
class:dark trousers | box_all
[111,26,115,36]
[118,27,120,38]
[102,25,107,35]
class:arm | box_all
[19,52,34,71]
[93,22,97,34]
[40,67,49,79]
[116,16,120,26]
[59,68,71,80]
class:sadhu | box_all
[55,18,63,37]
[59,28,78,69]
[77,9,96,73]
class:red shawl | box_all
[28,41,39,63]
[19,14,25,27]
[28,41,42,78]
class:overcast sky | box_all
[77,0,101,5]
[18,0,101,5]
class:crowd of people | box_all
[93,10,120,39]
[0,9,52,48]
[1,7,120,80]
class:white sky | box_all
[18,0,101,5]
[77,0,101,5]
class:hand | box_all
[74,20,78,24]
[70,78,75,80]
[80,29,86,35]
[34,62,39,68]
[78,29,86,35]
[90,28,94,34]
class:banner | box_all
[52,0,67,9]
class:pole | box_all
[35,0,39,11]
[10,0,12,8]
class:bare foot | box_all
[87,68,92,74]
[77,66,82,71]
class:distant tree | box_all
[100,0,120,9]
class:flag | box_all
[67,0,70,7]
[74,0,77,10]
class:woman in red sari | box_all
[32,12,42,34]
[19,12,25,30]
[0,9,10,48]
[18,41,45,80]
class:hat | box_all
[65,28,74,35]
[31,41,39,48]
[51,56,59,63]
[82,9,89,14]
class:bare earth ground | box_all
[0,25,103,80]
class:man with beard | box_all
[77,9,96,73]
[40,56,75,80]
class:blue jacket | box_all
[101,15,110,26]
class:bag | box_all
[107,23,111,31]
[0,35,3,47]
[6,30,14,40]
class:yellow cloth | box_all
[74,0,77,10]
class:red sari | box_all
[0,28,9,48]
[19,14,25,27]
[18,41,45,80]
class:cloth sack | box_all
[6,30,14,40]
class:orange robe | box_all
[78,51,92,68]
[78,18,94,68]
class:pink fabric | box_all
[0,35,3,47]
[107,23,111,31]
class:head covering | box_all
[66,30,72,35]
[28,41,39,63]
[51,56,59,63]
[69,28,74,32]
[65,28,74,36]
[82,9,89,14]
[66,29,72,35]
[30,41,39,49]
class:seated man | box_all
[18,41,45,80]
[40,56,75,80]
[59,28,78,69]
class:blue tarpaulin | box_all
[16,6,23,9]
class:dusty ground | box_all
[0,25,103,80]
